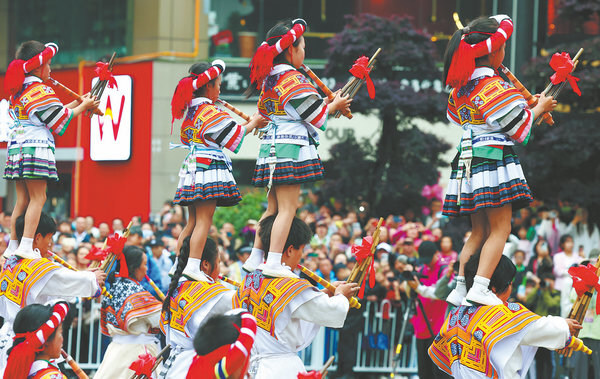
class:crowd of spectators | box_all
[0,192,599,378]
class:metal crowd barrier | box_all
[63,299,418,375]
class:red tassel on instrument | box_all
[569,264,600,315]
[94,62,118,89]
[549,52,581,96]
[129,352,156,378]
[349,56,376,99]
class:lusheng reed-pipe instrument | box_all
[145,274,165,301]
[48,77,104,116]
[219,274,241,287]
[86,52,117,117]
[334,48,381,119]
[300,64,353,119]
[297,264,361,309]
[535,48,584,126]
[557,257,600,357]
[130,345,172,379]
[348,218,384,294]
[499,65,554,126]
[48,251,112,298]
[62,349,89,379]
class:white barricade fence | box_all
[63,299,418,375]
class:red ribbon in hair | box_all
[5,302,69,379]
[186,312,257,379]
[85,246,110,261]
[129,352,156,377]
[569,264,600,315]
[446,17,513,88]
[107,234,128,278]
[170,60,226,125]
[351,236,376,298]
[94,62,118,89]
[4,42,59,96]
[549,52,581,96]
[249,19,307,89]
[349,56,376,99]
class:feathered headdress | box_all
[249,18,307,89]
[4,42,59,96]
[446,15,513,88]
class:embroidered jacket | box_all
[8,76,73,153]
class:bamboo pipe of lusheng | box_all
[301,64,353,119]
[216,99,266,137]
[48,77,104,116]
[62,349,89,379]
[348,217,384,285]
[499,65,553,126]
[321,355,335,378]
[219,274,241,287]
[334,48,381,119]
[86,52,117,117]
[297,264,361,309]
[48,251,112,298]
[145,275,165,301]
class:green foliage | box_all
[213,188,266,232]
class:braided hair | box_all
[161,237,219,314]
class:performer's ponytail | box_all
[443,16,501,87]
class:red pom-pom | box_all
[129,352,156,377]
[446,40,475,89]
[171,77,195,123]
[4,60,26,97]
[249,43,277,90]
[4,339,37,379]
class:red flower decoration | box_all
[298,371,322,379]
[84,246,109,261]
[94,62,118,89]
[129,352,155,377]
[569,264,600,315]
[351,236,376,298]
[349,56,376,99]
[549,52,581,96]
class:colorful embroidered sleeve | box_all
[446,91,460,126]
[24,85,73,136]
[288,94,328,131]
[201,107,246,153]
[476,79,532,145]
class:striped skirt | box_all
[442,147,532,217]
[3,146,58,181]
[252,144,324,187]
[173,159,241,207]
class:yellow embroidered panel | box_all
[233,271,312,338]
[0,257,60,307]
[163,280,229,336]
[429,303,540,378]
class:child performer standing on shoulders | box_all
[442,15,557,306]
[3,41,99,259]
[243,18,352,276]
[170,60,267,280]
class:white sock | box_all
[7,240,19,253]
[473,275,490,290]
[245,248,264,268]
[455,276,466,290]
[265,252,282,267]
[184,258,202,276]
[17,237,33,252]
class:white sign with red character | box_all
[90,75,132,161]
